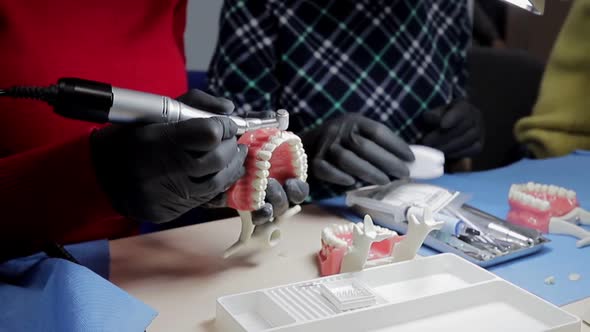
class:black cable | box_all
[0,85,59,104]
[43,242,80,265]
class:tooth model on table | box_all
[507,182,590,248]
[224,126,308,258]
[318,208,443,276]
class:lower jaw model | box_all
[224,127,308,258]
[507,182,590,247]
[318,209,443,276]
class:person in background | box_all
[0,0,307,262]
[208,0,485,198]
[515,0,590,158]
[472,0,506,48]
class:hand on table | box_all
[301,114,415,187]
[421,99,484,160]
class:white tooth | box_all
[257,150,272,161]
[548,186,557,195]
[333,225,342,235]
[263,143,276,151]
[540,201,550,211]
[322,227,347,247]
[567,190,576,199]
[253,178,268,190]
[256,161,271,170]
[322,228,333,240]
[252,191,265,202]
[534,183,541,191]
[256,169,269,178]
[321,229,334,246]
[339,225,348,234]
[541,185,549,192]
[558,188,567,197]
[251,192,261,203]
[296,144,305,151]
[288,137,302,145]
[293,159,302,168]
[291,148,304,158]
[271,137,283,146]
[331,225,341,235]
[509,185,518,198]
[527,182,535,191]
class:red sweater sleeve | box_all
[0,0,188,260]
[0,131,135,261]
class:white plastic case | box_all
[216,254,580,331]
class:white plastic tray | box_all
[216,254,580,331]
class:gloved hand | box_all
[205,110,310,225]
[251,178,309,224]
[91,89,247,223]
[421,99,484,159]
[302,114,415,187]
[206,177,309,225]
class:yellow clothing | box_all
[515,0,590,158]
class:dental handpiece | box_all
[0,77,289,134]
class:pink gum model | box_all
[224,128,308,258]
[318,209,443,276]
[318,222,403,276]
[507,182,590,247]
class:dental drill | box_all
[0,77,289,133]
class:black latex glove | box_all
[91,89,247,223]
[205,110,310,225]
[302,114,415,187]
[421,99,484,159]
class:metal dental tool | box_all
[0,77,289,134]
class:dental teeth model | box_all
[318,209,443,276]
[224,127,308,258]
[507,182,590,248]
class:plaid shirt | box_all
[208,0,471,197]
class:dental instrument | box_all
[0,77,289,134]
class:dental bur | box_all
[0,77,289,134]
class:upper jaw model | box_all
[224,127,308,258]
[318,208,443,276]
[507,182,590,248]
